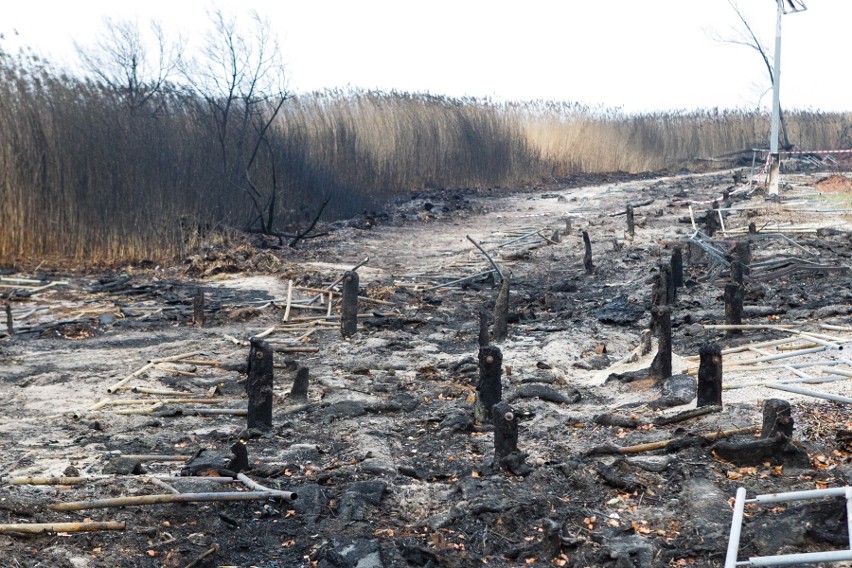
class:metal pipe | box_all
[725,487,747,568]
[766,383,852,404]
[744,549,852,566]
[847,487,852,551]
[749,486,852,504]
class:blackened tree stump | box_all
[290,366,310,401]
[246,338,274,430]
[492,277,510,343]
[341,270,359,338]
[582,230,593,274]
[697,343,723,407]
[709,432,809,467]
[671,246,683,288]
[649,306,672,381]
[475,346,503,422]
[761,398,793,439]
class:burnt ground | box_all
[2,168,852,567]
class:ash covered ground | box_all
[2,169,852,567]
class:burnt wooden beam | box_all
[697,343,723,408]
[626,205,635,239]
[493,277,510,343]
[723,283,744,336]
[475,346,503,422]
[761,398,793,439]
[290,366,309,401]
[193,288,205,328]
[671,246,683,288]
[246,338,274,430]
[582,230,593,274]
[341,270,359,338]
[649,306,672,381]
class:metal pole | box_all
[768,0,783,196]
[725,487,747,568]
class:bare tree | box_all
[182,8,290,235]
[76,17,182,112]
[712,0,792,149]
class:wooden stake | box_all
[193,287,204,328]
[290,366,309,400]
[478,303,490,348]
[492,276,510,343]
[246,338,273,430]
[341,271,359,338]
[697,343,723,407]
[582,230,593,274]
[49,490,295,511]
[649,306,672,381]
[671,246,683,288]
[626,205,635,239]
[475,346,503,422]
[4,302,12,336]
[0,521,126,534]
[493,400,519,467]
[283,279,293,322]
[724,283,744,335]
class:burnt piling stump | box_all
[246,338,274,430]
[761,399,794,439]
[724,283,744,336]
[492,277,510,343]
[582,230,593,274]
[290,366,310,401]
[193,287,205,328]
[479,304,490,348]
[671,246,683,288]
[697,343,723,408]
[649,306,672,381]
[475,346,503,422]
[341,270,359,338]
[626,205,635,239]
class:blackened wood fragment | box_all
[649,306,672,381]
[761,398,793,439]
[193,288,204,328]
[626,205,635,238]
[227,440,250,473]
[671,246,683,288]
[582,230,593,274]
[246,338,274,430]
[709,432,809,467]
[730,260,744,286]
[492,277,510,343]
[723,283,744,336]
[475,346,502,421]
[697,343,722,408]
[492,400,529,475]
[341,270,359,337]
[290,366,309,400]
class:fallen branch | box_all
[589,426,757,455]
[654,405,721,426]
[0,521,125,534]
[50,490,296,511]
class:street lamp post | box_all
[768,0,807,196]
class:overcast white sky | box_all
[1,1,848,113]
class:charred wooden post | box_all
[227,440,250,473]
[661,262,675,303]
[730,260,744,286]
[697,343,723,408]
[478,304,490,348]
[475,346,503,422]
[648,306,672,381]
[652,263,672,308]
[761,399,793,439]
[492,400,519,465]
[193,288,205,328]
[748,222,757,235]
[4,302,12,336]
[246,338,274,430]
[704,209,720,237]
[734,239,752,275]
[340,270,359,338]
[626,205,635,239]
[582,230,593,274]
[671,246,683,288]
[492,277,510,343]
[723,283,744,336]
[290,366,309,401]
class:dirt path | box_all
[2,169,852,567]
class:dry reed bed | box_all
[1,51,850,264]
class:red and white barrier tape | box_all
[781,149,852,155]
